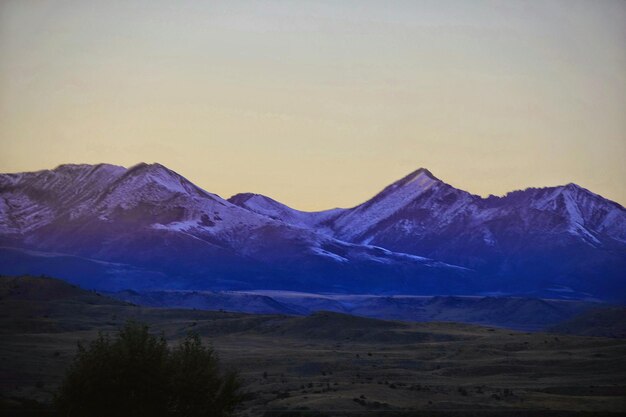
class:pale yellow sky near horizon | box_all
[0,0,625,210]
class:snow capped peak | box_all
[559,183,595,199]
[119,162,203,195]
[373,168,442,202]
[95,163,217,211]
[382,168,440,192]
[404,167,438,182]
[0,163,131,233]
[329,169,455,241]
[552,183,626,243]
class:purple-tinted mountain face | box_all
[1,163,624,301]
[231,168,626,301]
[0,163,472,294]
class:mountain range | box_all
[1,163,624,301]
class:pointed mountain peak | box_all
[548,182,598,200]
[559,183,624,209]
[118,162,197,195]
[354,168,445,212]
[392,167,440,189]
[563,182,584,191]
[406,167,438,181]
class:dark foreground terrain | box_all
[1,276,625,416]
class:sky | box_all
[0,0,624,210]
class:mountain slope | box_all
[1,163,624,300]
[334,173,626,300]
[325,168,625,254]
[0,163,472,293]
[548,306,626,338]
[228,192,344,234]
[231,168,626,301]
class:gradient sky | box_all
[0,0,624,210]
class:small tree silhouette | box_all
[55,321,242,417]
[168,333,242,416]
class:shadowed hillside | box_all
[549,307,626,338]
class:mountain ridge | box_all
[1,163,624,301]
[3,162,622,212]
[0,163,475,295]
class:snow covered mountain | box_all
[230,168,626,301]
[0,163,472,293]
[1,163,624,300]
[329,168,476,243]
[325,168,626,255]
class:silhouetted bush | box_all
[168,333,242,416]
[55,321,242,417]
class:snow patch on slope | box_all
[333,170,438,241]
[310,247,349,263]
[229,193,345,233]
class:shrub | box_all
[55,321,242,417]
[168,333,242,416]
